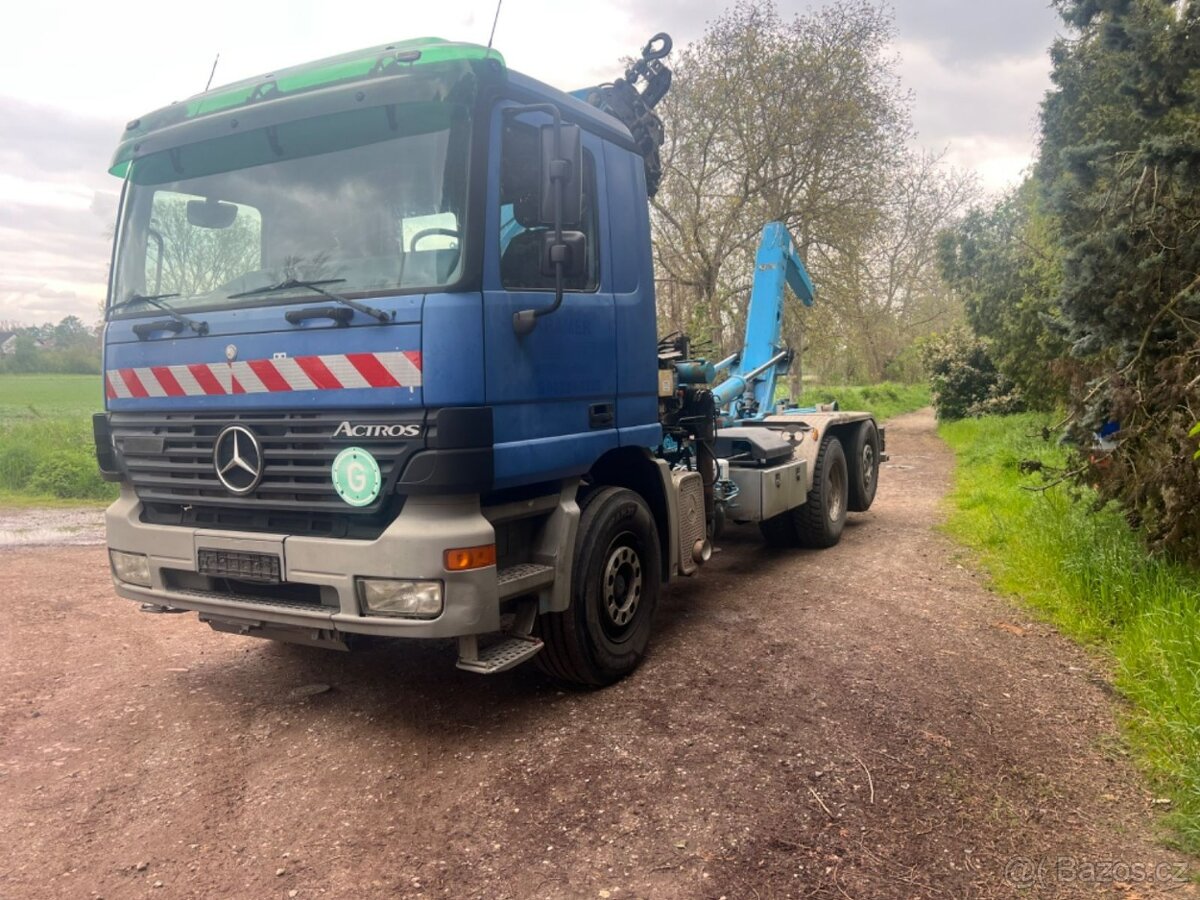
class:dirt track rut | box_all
[0,409,1191,898]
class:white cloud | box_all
[894,39,1052,192]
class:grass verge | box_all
[940,412,1200,853]
[799,381,930,421]
[0,374,114,503]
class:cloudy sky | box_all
[0,0,1061,326]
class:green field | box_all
[941,413,1200,854]
[0,374,103,421]
[0,374,113,503]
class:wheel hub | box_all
[603,545,643,628]
[828,460,846,522]
[862,444,875,490]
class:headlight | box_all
[357,578,443,619]
[109,550,151,586]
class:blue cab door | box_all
[482,104,618,489]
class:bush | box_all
[920,328,1024,420]
[26,450,111,499]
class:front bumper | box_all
[104,485,500,638]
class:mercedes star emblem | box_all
[212,424,264,495]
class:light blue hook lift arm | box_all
[711,222,815,420]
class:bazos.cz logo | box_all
[332,421,422,439]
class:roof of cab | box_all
[108,36,636,176]
[109,37,504,176]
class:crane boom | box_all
[712,222,815,419]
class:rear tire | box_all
[758,436,849,549]
[795,436,849,548]
[536,487,662,687]
[847,420,880,512]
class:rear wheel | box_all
[536,487,662,687]
[847,420,880,512]
[759,436,849,549]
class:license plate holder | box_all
[197,548,282,583]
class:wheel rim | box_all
[601,538,643,639]
[861,443,875,492]
[828,458,846,522]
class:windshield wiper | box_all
[109,293,209,335]
[228,278,393,323]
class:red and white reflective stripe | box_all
[105,351,422,399]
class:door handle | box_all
[133,319,184,339]
[285,306,354,326]
[589,403,614,429]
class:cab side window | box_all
[498,119,599,291]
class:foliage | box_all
[938,179,1068,407]
[919,328,1024,420]
[941,413,1200,854]
[0,316,101,375]
[651,0,973,386]
[26,450,113,500]
[1038,0,1200,559]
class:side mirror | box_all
[539,124,582,226]
[540,231,587,279]
[187,198,238,229]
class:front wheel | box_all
[536,487,662,687]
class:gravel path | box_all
[0,409,1192,898]
[0,505,104,548]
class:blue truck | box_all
[96,35,883,686]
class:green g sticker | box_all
[331,447,382,507]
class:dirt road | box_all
[0,409,1191,899]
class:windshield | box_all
[110,93,473,317]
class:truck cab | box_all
[97,37,881,686]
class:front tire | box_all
[536,487,662,687]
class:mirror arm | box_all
[509,103,568,337]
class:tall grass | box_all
[941,413,1200,852]
[796,381,930,421]
[0,374,114,502]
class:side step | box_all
[456,634,544,675]
[497,562,555,600]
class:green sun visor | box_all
[110,37,503,177]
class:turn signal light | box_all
[443,544,497,571]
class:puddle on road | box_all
[0,507,105,549]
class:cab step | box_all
[496,562,555,600]
[456,634,544,675]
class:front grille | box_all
[111,409,423,538]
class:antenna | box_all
[204,53,221,92]
[486,0,503,53]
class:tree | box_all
[1038,0,1200,558]
[651,0,971,388]
[150,196,261,297]
[938,178,1067,407]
